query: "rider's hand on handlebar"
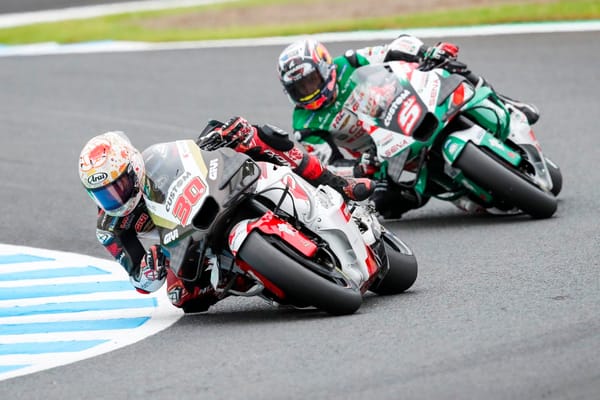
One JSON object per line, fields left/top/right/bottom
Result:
{"left": 219, "top": 116, "right": 256, "bottom": 143}
{"left": 424, "top": 42, "right": 459, "bottom": 64}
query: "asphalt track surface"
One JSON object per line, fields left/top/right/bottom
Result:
{"left": 0, "top": 0, "right": 139, "bottom": 14}
{"left": 0, "top": 32, "right": 599, "bottom": 399}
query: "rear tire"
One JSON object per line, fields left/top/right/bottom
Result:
{"left": 238, "top": 231, "right": 363, "bottom": 315}
{"left": 370, "top": 233, "right": 418, "bottom": 295}
{"left": 455, "top": 143, "right": 557, "bottom": 219}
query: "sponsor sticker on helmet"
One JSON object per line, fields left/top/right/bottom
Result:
{"left": 87, "top": 172, "right": 108, "bottom": 185}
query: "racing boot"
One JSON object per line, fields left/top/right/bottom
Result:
{"left": 312, "top": 168, "right": 374, "bottom": 201}
{"left": 463, "top": 72, "right": 540, "bottom": 125}
{"left": 165, "top": 269, "right": 217, "bottom": 313}
{"left": 371, "top": 180, "right": 429, "bottom": 219}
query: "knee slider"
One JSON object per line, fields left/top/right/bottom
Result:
{"left": 257, "top": 124, "right": 294, "bottom": 151}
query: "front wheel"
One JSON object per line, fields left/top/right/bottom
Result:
{"left": 237, "top": 231, "right": 363, "bottom": 315}
{"left": 545, "top": 156, "right": 562, "bottom": 196}
{"left": 369, "top": 233, "right": 418, "bottom": 295}
{"left": 455, "top": 142, "right": 557, "bottom": 219}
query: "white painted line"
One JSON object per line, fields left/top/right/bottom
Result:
{"left": 0, "top": 244, "right": 182, "bottom": 382}
{"left": 0, "top": 21, "right": 599, "bottom": 58}
{"left": 0, "top": 0, "right": 234, "bottom": 28}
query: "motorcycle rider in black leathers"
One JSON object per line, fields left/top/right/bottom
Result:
{"left": 78, "top": 118, "right": 374, "bottom": 313}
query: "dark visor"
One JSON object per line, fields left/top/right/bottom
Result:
{"left": 285, "top": 70, "right": 324, "bottom": 102}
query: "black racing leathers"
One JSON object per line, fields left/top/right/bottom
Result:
{"left": 95, "top": 201, "right": 154, "bottom": 277}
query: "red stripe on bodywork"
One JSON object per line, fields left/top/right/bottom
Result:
{"left": 360, "top": 246, "right": 381, "bottom": 293}
{"left": 247, "top": 211, "right": 318, "bottom": 257}
{"left": 453, "top": 83, "right": 465, "bottom": 105}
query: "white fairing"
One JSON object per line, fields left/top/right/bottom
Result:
{"left": 144, "top": 141, "right": 210, "bottom": 227}
{"left": 229, "top": 162, "right": 375, "bottom": 287}
{"left": 507, "top": 109, "right": 553, "bottom": 191}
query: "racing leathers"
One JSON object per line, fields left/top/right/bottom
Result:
{"left": 95, "top": 200, "right": 227, "bottom": 312}
{"left": 94, "top": 118, "right": 374, "bottom": 312}
{"left": 292, "top": 35, "right": 539, "bottom": 218}
{"left": 201, "top": 117, "right": 374, "bottom": 202}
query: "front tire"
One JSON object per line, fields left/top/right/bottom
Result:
{"left": 369, "top": 233, "right": 418, "bottom": 295}
{"left": 545, "top": 157, "right": 562, "bottom": 196}
{"left": 238, "top": 231, "right": 363, "bottom": 315}
{"left": 455, "top": 143, "right": 557, "bottom": 219}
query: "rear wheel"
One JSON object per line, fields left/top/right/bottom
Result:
{"left": 455, "top": 143, "right": 557, "bottom": 219}
{"left": 237, "top": 231, "right": 363, "bottom": 315}
{"left": 370, "top": 233, "right": 417, "bottom": 295}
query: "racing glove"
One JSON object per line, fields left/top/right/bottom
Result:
{"left": 218, "top": 116, "right": 257, "bottom": 148}
{"left": 423, "top": 42, "right": 469, "bottom": 73}
{"left": 131, "top": 245, "right": 168, "bottom": 294}
{"left": 424, "top": 41, "right": 459, "bottom": 62}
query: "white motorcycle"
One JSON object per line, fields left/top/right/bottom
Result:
{"left": 140, "top": 134, "right": 417, "bottom": 315}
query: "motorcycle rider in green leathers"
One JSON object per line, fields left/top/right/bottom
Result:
{"left": 277, "top": 36, "right": 540, "bottom": 218}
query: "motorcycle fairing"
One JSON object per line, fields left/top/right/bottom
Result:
{"left": 229, "top": 211, "right": 318, "bottom": 258}
{"left": 443, "top": 125, "right": 522, "bottom": 167}
{"left": 238, "top": 162, "right": 379, "bottom": 288}
{"left": 461, "top": 87, "right": 511, "bottom": 140}
{"left": 141, "top": 141, "right": 260, "bottom": 274}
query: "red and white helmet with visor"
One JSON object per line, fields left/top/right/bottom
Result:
{"left": 277, "top": 39, "right": 337, "bottom": 110}
{"left": 78, "top": 131, "right": 145, "bottom": 217}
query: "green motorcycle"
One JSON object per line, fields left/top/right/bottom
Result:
{"left": 347, "top": 60, "right": 561, "bottom": 219}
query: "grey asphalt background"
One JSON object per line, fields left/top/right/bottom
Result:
{"left": 0, "top": 0, "right": 139, "bottom": 14}
{"left": 0, "top": 31, "right": 599, "bottom": 398}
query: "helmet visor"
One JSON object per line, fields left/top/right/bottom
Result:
{"left": 285, "top": 69, "right": 324, "bottom": 103}
{"left": 88, "top": 168, "right": 136, "bottom": 212}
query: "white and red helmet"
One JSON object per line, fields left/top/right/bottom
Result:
{"left": 78, "top": 131, "right": 144, "bottom": 217}
{"left": 277, "top": 39, "right": 337, "bottom": 110}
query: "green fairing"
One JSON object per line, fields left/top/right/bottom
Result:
{"left": 442, "top": 135, "right": 468, "bottom": 164}
{"left": 462, "top": 87, "right": 511, "bottom": 139}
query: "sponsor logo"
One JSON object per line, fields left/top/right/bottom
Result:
{"left": 165, "top": 171, "right": 192, "bottom": 212}
{"left": 277, "top": 223, "right": 295, "bottom": 235}
{"left": 96, "top": 231, "right": 114, "bottom": 245}
{"left": 423, "top": 74, "right": 441, "bottom": 109}
{"left": 332, "top": 111, "right": 349, "bottom": 130}
{"left": 384, "top": 89, "right": 411, "bottom": 127}
{"left": 263, "top": 149, "right": 289, "bottom": 166}
{"left": 87, "top": 172, "right": 108, "bottom": 185}
{"left": 163, "top": 229, "right": 179, "bottom": 245}
{"left": 397, "top": 96, "right": 422, "bottom": 135}
{"left": 119, "top": 215, "right": 133, "bottom": 230}
{"left": 383, "top": 139, "right": 409, "bottom": 158}
{"left": 135, "top": 213, "right": 149, "bottom": 232}
{"left": 209, "top": 158, "right": 219, "bottom": 180}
